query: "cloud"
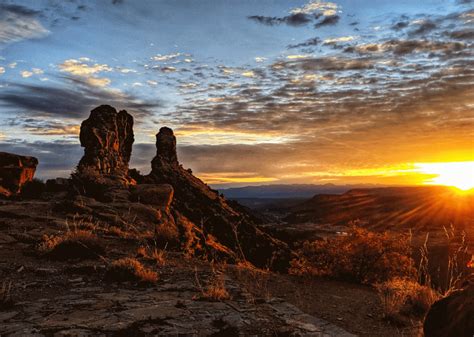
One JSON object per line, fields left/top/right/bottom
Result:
{"left": 20, "top": 68, "right": 44, "bottom": 78}
{"left": 290, "top": 1, "right": 339, "bottom": 16}
{"left": 288, "top": 37, "right": 320, "bottom": 49}
{"left": 314, "top": 15, "right": 340, "bottom": 27}
{"left": 350, "top": 40, "right": 466, "bottom": 55}
{"left": 0, "top": 75, "right": 162, "bottom": 119}
{"left": 152, "top": 53, "right": 181, "bottom": 61}
{"left": 408, "top": 20, "right": 437, "bottom": 36}
{"left": 248, "top": 1, "right": 340, "bottom": 27}
{"left": 248, "top": 13, "right": 312, "bottom": 27}
{"left": 448, "top": 29, "right": 474, "bottom": 39}
{"left": 59, "top": 58, "right": 112, "bottom": 87}
{"left": 0, "top": 4, "right": 49, "bottom": 45}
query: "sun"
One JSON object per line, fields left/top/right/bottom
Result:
{"left": 415, "top": 161, "right": 474, "bottom": 191}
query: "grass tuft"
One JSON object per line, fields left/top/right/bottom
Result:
{"left": 105, "top": 257, "right": 158, "bottom": 284}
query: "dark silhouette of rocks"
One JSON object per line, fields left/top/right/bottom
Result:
{"left": 146, "top": 127, "right": 290, "bottom": 270}
{"left": 424, "top": 278, "right": 474, "bottom": 337}
{"left": 72, "top": 105, "right": 135, "bottom": 200}
{"left": 0, "top": 152, "right": 38, "bottom": 197}
{"left": 77, "top": 105, "right": 134, "bottom": 180}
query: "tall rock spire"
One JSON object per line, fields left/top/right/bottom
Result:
{"left": 77, "top": 105, "right": 134, "bottom": 178}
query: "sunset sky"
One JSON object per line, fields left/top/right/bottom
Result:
{"left": 0, "top": 0, "right": 473, "bottom": 188}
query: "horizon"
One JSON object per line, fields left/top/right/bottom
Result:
{"left": 0, "top": 0, "right": 473, "bottom": 189}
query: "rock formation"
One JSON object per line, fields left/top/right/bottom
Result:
{"left": 72, "top": 105, "right": 135, "bottom": 200}
{"left": 424, "top": 279, "right": 474, "bottom": 337}
{"left": 77, "top": 105, "right": 134, "bottom": 180}
{"left": 146, "top": 127, "right": 291, "bottom": 270}
{"left": 0, "top": 152, "right": 38, "bottom": 197}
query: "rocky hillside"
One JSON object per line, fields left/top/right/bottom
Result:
{"left": 285, "top": 186, "right": 474, "bottom": 233}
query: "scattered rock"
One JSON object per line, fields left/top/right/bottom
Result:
{"left": 424, "top": 280, "right": 474, "bottom": 337}
{"left": 0, "top": 152, "right": 38, "bottom": 197}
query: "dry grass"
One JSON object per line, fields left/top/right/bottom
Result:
{"left": 194, "top": 264, "right": 231, "bottom": 302}
{"left": 234, "top": 261, "right": 272, "bottom": 303}
{"left": 0, "top": 280, "right": 13, "bottom": 309}
{"left": 136, "top": 245, "right": 167, "bottom": 266}
{"left": 290, "top": 226, "right": 416, "bottom": 284}
{"left": 376, "top": 277, "right": 439, "bottom": 321}
{"left": 38, "top": 229, "right": 104, "bottom": 260}
{"left": 105, "top": 257, "right": 158, "bottom": 284}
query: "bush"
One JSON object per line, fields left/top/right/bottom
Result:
{"left": 105, "top": 257, "right": 158, "bottom": 284}
{"left": 38, "top": 229, "right": 104, "bottom": 260}
{"left": 194, "top": 264, "right": 231, "bottom": 302}
{"left": 376, "top": 277, "right": 439, "bottom": 320}
{"left": 289, "top": 226, "right": 416, "bottom": 284}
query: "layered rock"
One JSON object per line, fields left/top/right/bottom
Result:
{"left": 77, "top": 105, "right": 134, "bottom": 179}
{"left": 424, "top": 279, "right": 474, "bottom": 337}
{"left": 72, "top": 105, "right": 134, "bottom": 200}
{"left": 146, "top": 127, "right": 291, "bottom": 270}
{"left": 0, "top": 152, "right": 38, "bottom": 197}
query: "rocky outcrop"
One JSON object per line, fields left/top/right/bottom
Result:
{"left": 145, "top": 127, "right": 291, "bottom": 271}
{"left": 77, "top": 105, "right": 134, "bottom": 180}
{"left": 72, "top": 105, "right": 134, "bottom": 201}
{"left": 424, "top": 279, "right": 474, "bottom": 337}
{"left": 130, "top": 184, "right": 174, "bottom": 211}
{"left": 0, "top": 152, "right": 38, "bottom": 197}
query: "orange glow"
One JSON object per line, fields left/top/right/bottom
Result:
{"left": 415, "top": 161, "right": 474, "bottom": 191}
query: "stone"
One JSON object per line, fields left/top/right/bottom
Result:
{"left": 424, "top": 280, "right": 474, "bottom": 337}
{"left": 0, "top": 152, "right": 38, "bottom": 197}
{"left": 130, "top": 184, "right": 174, "bottom": 211}
{"left": 77, "top": 105, "right": 134, "bottom": 178}
{"left": 146, "top": 127, "right": 291, "bottom": 271}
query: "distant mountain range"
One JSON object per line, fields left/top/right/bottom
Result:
{"left": 219, "top": 184, "right": 386, "bottom": 199}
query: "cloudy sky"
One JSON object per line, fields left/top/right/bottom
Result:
{"left": 0, "top": 0, "right": 473, "bottom": 187}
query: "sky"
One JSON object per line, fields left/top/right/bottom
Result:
{"left": 0, "top": 0, "right": 473, "bottom": 188}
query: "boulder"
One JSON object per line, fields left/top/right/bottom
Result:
{"left": 130, "top": 184, "right": 174, "bottom": 211}
{"left": 0, "top": 152, "right": 38, "bottom": 197}
{"left": 424, "top": 280, "right": 474, "bottom": 337}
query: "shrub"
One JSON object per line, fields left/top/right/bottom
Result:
{"left": 289, "top": 226, "right": 416, "bottom": 284}
{"left": 136, "top": 245, "right": 166, "bottom": 266}
{"left": 38, "top": 229, "right": 104, "bottom": 260}
{"left": 194, "top": 265, "right": 231, "bottom": 302}
{"left": 105, "top": 257, "right": 158, "bottom": 284}
{"left": 376, "top": 277, "right": 439, "bottom": 320}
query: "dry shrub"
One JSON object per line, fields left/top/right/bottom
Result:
{"left": 194, "top": 265, "right": 231, "bottom": 302}
{"left": 0, "top": 281, "right": 13, "bottom": 309}
{"left": 376, "top": 277, "right": 439, "bottom": 320}
{"left": 290, "top": 226, "right": 416, "bottom": 284}
{"left": 136, "top": 245, "right": 166, "bottom": 266}
{"left": 234, "top": 261, "right": 271, "bottom": 303}
{"left": 105, "top": 257, "right": 158, "bottom": 284}
{"left": 38, "top": 229, "right": 104, "bottom": 260}
{"left": 155, "top": 222, "right": 179, "bottom": 246}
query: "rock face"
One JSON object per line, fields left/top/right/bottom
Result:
{"left": 424, "top": 280, "right": 474, "bottom": 337}
{"left": 0, "top": 152, "right": 38, "bottom": 197}
{"left": 77, "top": 105, "right": 134, "bottom": 179}
{"left": 130, "top": 184, "right": 174, "bottom": 211}
{"left": 146, "top": 127, "right": 291, "bottom": 270}
{"left": 72, "top": 105, "right": 135, "bottom": 200}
